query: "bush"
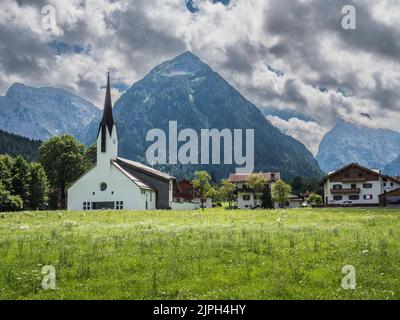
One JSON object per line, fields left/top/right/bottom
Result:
{"left": 308, "top": 193, "right": 323, "bottom": 206}
{"left": 0, "top": 183, "right": 23, "bottom": 212}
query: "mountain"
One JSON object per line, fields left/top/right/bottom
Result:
{"left": 0, "top": 83, "right": 101, "bottom": 141}
{"left": 0, "top": 129, "right": 41, "bottom": 161}
{"left": 110, "top": 52, "right": 322, "bottom": 180}
{"left": 384, "top": 156, "right": 400, "bottom": 176}
{"left": 316, "top": 121, "right": 400, "bottom": 173}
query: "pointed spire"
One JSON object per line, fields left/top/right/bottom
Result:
{"left": 99, "top": 72, "right": 114, "bottom": 135}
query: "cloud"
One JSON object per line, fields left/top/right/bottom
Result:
{"left": 267, "top": 116, "right": 328, "bottom": 156}
{"left": 0, "top": 0, "right": 400, "bottom": 153}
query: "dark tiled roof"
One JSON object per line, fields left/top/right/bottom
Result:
{"left": 323, "top": 162, "right": 400, "bottom": 183}
{"left": 116, "top": 157, "right": 175, "bottom": 181}
{"left": 112, "top": 160, "right": 154, "bottom": 190}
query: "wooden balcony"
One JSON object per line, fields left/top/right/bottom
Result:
{"left": 331, "top": 188, "right": 361, "bottom": 194}
{"left": 341, "top": 177, "right": 367, "bottom": 182}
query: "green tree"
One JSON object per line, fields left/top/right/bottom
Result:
{"left": 0, "top": 155, "right": 13, "bottom": 191}
{"left": 272, "top": 180, "right": 292, "bottom": 208}
{"left": 11, "top": 156, "right": 31, "bottom": 209}
{"left": 308, "top": 193, "right": 323, "bottom": 206}
{"left": 246, "top": 173, "right": 265, "bottom": 207}
{"left": 192, "top": 171, "right": 212, "bottom": 210}
{"left": 219, "top": 179, "right": 236, "bottom": 209}
{"left": 39, "top": 135, "right": 91, "bottom": 209}
{"left": 0, "top": 181, "right": 23, "bottom": 212}
{"left": 86, "top": 143, "right": 97, "bottom": 166}
{"left": 28, "top": 162, "right": 49, "bottom": 210}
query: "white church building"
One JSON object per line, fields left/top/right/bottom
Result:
{"left": 67, "top": 74, "right": 177, "bottom": 211}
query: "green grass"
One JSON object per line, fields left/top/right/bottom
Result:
{"left": 0, "top": 208, "right": 400, "bottom": 300}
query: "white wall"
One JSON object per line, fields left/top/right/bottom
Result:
{"left": 324, "top": 179, "right": 381, "bottom": 205}
{"left": 237, "top": 193, "right": 256, "bottom": 209}
{"left": 67, "top": 163, "right": 154, "bottom": 211}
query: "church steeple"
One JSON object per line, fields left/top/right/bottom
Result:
{"left": 97, "top": 73, "right": 117, "bottom": 157}
{"left": 99, "top": 72, "right": 114, "bottom": 135}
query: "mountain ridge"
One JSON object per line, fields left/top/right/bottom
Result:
{"left": 112, "top": 51, "right": 322, "bottom": 180}
{"left": 316, "top": 121, "right": 400, "bottom": 173}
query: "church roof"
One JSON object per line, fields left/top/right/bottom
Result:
{"left": 112, "top": 160, "right": 154, "bottom": 190}
{"left": 116, "top": 157, "right": 175, "bottom": 181}
{"left": 99, "top": 72, "right": 114, "bottom": 135}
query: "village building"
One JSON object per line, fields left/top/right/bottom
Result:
{"left": 283, "top": 194, "right": 304, "bottom": 209}
{"left": 173, "top": 179, "right": 213, "bottom": 208}
{"left": 67, "top": 74, "right": 177, "bottom": 211}
{"left": 229, "top": 172, "right": 280, "bottom": 209}
{"left": 322, "top": 163, "right": 400, "bottom": 207}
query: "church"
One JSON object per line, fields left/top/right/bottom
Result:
{"left": 67, "top": 74, "right": 177, "bottom": 211}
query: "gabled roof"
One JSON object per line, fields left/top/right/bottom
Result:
{"left": 229, "top": 172, "right": 280, "bottom": 183}
{"left": 98, "top": 72, "right": 114, "bottom": 135}
{"left": 323, "top": 162, "right": 400, "bottom": 183}
{"left": 112, "top": 160, "right": 154, "bottom": 190}
{"left": 378, "top": 187, "right": 400, "bottom": 198}
{"left": 116, "top": 157, "right": 175, "bottom": 181}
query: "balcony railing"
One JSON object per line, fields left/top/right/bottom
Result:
{"left": 341, "top": 177, "right": 367, "bottom": 182}
{"left": 330, "top": 188, "right": 361, "bottom": 194}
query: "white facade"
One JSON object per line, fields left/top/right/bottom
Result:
{"left": 323, "top": 164, "right": 400, "bottom": 206}
{"left": 67, "top": 75, "right": 171, "bottom": 211}
{"left": 67, "top": 122, "right": 157, "bottom": 211}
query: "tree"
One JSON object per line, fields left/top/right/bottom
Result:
{"left": 308, "top": 193, "right": 323, "bottom": 206}
{"left": 219, "top": 179, "right": 236, "bottom": 209}
{"left": 272, "top": 180, "right": 292, "bottom": 208}
{"left": 192, "top": 171, "right": 212, "bottom": 210}
{"left": 246, "top": 173, "right": 265, "bottom": 208}
{"left": 292, "top": 176, "right": 303, "bottom": 194}
{"left": 39, "top": 135, "right": 91, "bottom": 209}
{"left": 86, "top": 143, "right": 97, "bottom": 166}
{"left": 28, "top": 162, "right": 49, "bottom": 210}
{"left": 0, "top": 155, "right": 13, "bottom": 191}
{"left": 261, "top": 186, "right": 273, "bottom": 209}
{"left": 0, "top": 182, "right": 23, "bottom": 212}
{"left": 11, "top": 155, "right": 31, "bottom": 209}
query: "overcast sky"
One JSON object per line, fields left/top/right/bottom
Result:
{"left": 1, "top": 0, "right": 399, "bottom": 154}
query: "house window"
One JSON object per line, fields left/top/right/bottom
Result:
{"left": 363, "top": 183, "right": 372, "bottom": 189}
{"left": 243, "top": 195, "right": 251, "bottom": 201}
{"left": 349, "top": 195, "right": 360, "bottom": 200}
{"left": 116, "top": 201, "right": 124, "bottom": 210}
{"left": 383, "top": 183, "right": 387, "bottom": 187}
{"left": 364, "top": 195, "right": 373, "bottom": 200}
{"left": 351, "top": 184, "right": 357, "bottom": 189}
{"left": 333, "top": 184, "right": 342, "bottom": 190}
{"left": 150, "top": 192, "right": 152, "bottom": 202}
{"left": 141, "top": 190, "right": 145, "bottom": 195}
{"left": 83, "top": 202, "right": 90, "bottom": 210}
{"left": 333, "top": 196, "right": 342, "bottom": 201}
{"left": 391, "top": 183, "right": 394, "bottom": 187}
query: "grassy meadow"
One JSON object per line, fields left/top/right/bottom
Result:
{"left": 0, "top": 208, "right": 400, "bottom": 300}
